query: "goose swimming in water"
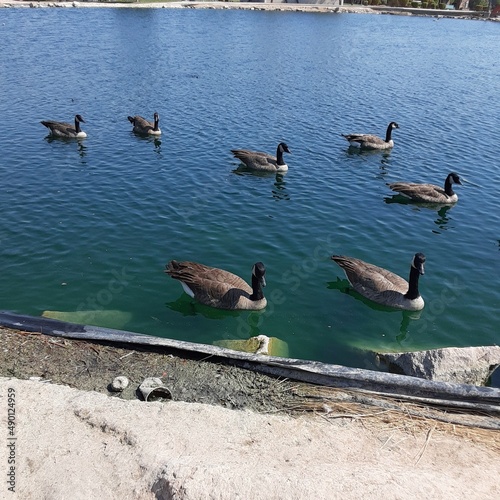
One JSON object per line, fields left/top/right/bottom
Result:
{"left": 165, "top": 260, "right": 267, "bottom": 310}
{"left": 331, "top": 253, "right": 426, "bottom": 311}
{"left": 387, "top": 172, "right": 462, "bottom": 204}
{"left": 41, "top": 114, "right": 87, "bottom": 139}
{"left": 231, "top": 142, "right": 291, "bottom": 172}
{"left": 342, "top": 122, "right": 399, "bottom": 150}
{"left": 127, "top": 112, "right": 161, "bottom": 136}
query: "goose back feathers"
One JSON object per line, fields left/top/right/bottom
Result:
{"left": 41, "top": 114, "right": 87, "bottom": 138}
{"left": 231, "top": 142, "right": 291, "bottom": 172}
{"left": 388, "top": 172, "right": 462, "bottom": 204}
{"left": 128, "top": 112, "right": 161, "bottom": 136}
{"left": 331, "top": 253, "right": 425, "bottom": 311}
{"left": 342, "top": 122, "right": 399, "bottom": 150}
{"left": 165, "top": 260, "right": 267, "bottom": 310}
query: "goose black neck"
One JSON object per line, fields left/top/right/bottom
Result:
{"left": 444, "top": 176, "right": 455, "bottom": 196}
{"left": 249, "top": 273, "right": 264, "bottom": 301}
{"left": 385, "top": 125, "right": 393, "bottom": 143}
{"left": 75, "top": 118, "right": 81, "bottom": 133}
{"left": 153, "top": 117, "right": 159, "bottom": 131}
{"left": 276, "top": 146, "right": 285, "bottom": 166}
{"left": 404, "top": 265, "right": 421, "bottom": 300}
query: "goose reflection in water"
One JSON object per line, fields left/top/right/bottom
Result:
{"left": 45, "top": 135, "right": 88, "bottom": 160}
{"left": 327, "top": 278, "right": 423, "bottom": 346}
{"left": 272, "top": 173, "right": 290, "bottom": 202}
{"left": 232, "top": 167, "right": 290, "bottom": 202}
{"left": 131, "top": 132, "right": 162, "bottom": 155}
{"left": 77, "top": 140, "right": 87, "bottom": 160}
{"left": 345, "top": 146, "right": 392, "bottom": 159}
{"left": 431, "top": 205, "right": 454, "bottom": 234}
{"left": 395, "top": 310, "right": 423, "bottom": 346}
{"left": 344, "top": 146, "right": 393, "bottom": 178}
{"left": 384, "top": 196, "right": 455, "bottom": 234}
{"left": 165, "top": 294, "right": 241, "bottom": 320}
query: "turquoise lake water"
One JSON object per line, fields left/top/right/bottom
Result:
{"left": 0, "top": 8, "right": 499, "bottom": 381}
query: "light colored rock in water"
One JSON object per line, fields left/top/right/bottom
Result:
{"left": 42, "top": 309, "right": 132, "bottom": 329}
{"left": 214, "top": 335, "right": 289, "bottom": 357}
{"left": 378, "top": 346, "right": 500, "bottom": 386}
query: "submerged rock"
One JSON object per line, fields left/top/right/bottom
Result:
{"left": 42, "top": 309, "right": 132, "bottom": 329}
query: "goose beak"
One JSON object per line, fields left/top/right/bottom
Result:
{"left": 418, "top": 263, "right": 425, "bottom": 276}
{"left": 260, "top": 276, "right": 267, "bottom": 288}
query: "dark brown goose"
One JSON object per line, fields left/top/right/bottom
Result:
{"left": 331, "top": 253, "right": 425, "bottom": 311}
{"left": 231, "top": 142, "right": 291, "bottom": 172}
{"left": 127, "top": 112, "right": 161, "bottom": 136}
{"left": 342, "top": 122, "right": 399, "bottom": 150}
{"left": 165, "top": 260, "right": 267, "bottom": 310}
{"left": 41, "top": 114, "right": 87, "bottom": 138}
{"left": 387, "top": 172, "right": 462, "bottom": 204}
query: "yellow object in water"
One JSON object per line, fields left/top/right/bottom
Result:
{"left": 214, "top": 335, "right": 289, "bottom": 358}
{"left": 42, "top": 310, "right": 132, "bottom": 330}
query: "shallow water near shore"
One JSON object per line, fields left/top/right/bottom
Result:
{"left": 0, "top": 8, "right": 499, "bottom": 379}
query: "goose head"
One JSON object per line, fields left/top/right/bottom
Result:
{"left": 412, "top": 253, "right": 426, "bottom": 275}
{"left": 252, "top": 262, "right": 267, "bottom": 288}
{"left": 448, "top": 172, "right": 462, "bottom": 185}
{"left": 75, "top": 114, "right": 86, "bottom": 124}
{"left": 278, "top": 142, "right": 291, "bottom": 155}
{"left": 384, "top": 122, "right": 399, "bottom": 143}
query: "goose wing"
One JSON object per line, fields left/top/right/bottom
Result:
{"left": 129, "top": 115, "right": 154, "bottom": 133}
{"left": 41, "top": 120, "right": 76, "bottom": 135}
{"left": 342, "top": 133, "right": 385, "bottom": 146}
{"left": 332, "top": 256, "right": 408, "bottom": 296}
{"left": 166, "top": 261, "right": 252, "bottom": 307}
{"left": 388, "top": 182, "right": 447, "bottom": 202}
{"left": 231, "top": 149, "right": 278, "bottom": 168}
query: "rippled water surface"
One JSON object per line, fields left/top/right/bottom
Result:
{"left": 1, "top": 9, "right": 499, "bottom": 379}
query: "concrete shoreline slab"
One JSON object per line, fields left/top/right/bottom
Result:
{"left": 1, "top": 310, "right": 499, "bottom": 410}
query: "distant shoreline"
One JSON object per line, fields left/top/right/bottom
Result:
{"left": 0, "top": 0, "right": 497, "bottom": 22}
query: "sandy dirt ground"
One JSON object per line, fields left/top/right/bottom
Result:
{"left": 2, "top": 376, "right": 499, "bottom": 499}
{"left": 0, "top": 328, "right": 499, "bottom": 499}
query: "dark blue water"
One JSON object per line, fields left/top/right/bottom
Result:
{"left": 0, "top": 8, "right": 499, "bottom": 377}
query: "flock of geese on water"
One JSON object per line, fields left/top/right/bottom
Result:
{"left": 41, "top": 113, "right": 464, "bottom": 313}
